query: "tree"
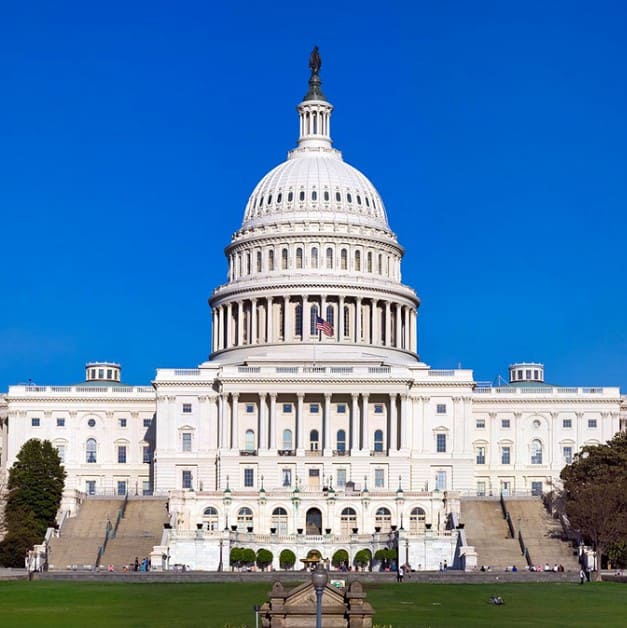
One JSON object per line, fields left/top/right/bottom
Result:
{"left": 279, "top": 548, "right": 296, "bottom": 570}
{"left": 353, "top": 548, "right": 371, "bottom": 570}
{"left": 332, "top": 549, "right": 348, "bottom": 568}
{"left": 229, "top": 547, "right": 243, "bottom": 569}
{"left": 0, "top": 439, "right": 65, "bottom": 567}
{"left": 560, "top": 431, "right": 627, "bottom": 581}
{"left": 256, "top": 548, "right": 273, "bottom": 571}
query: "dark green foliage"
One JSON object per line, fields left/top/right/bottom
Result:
{"left": 332, "top": 548, "right": 349, "bottom": 567}
{"left": 229, "top": 547, "right": 243, "bottom": 567}
{"left": 353, "top": 548, "right": 371, "bottom": 567}
{"left": 241, "top": 548, "right": 256, "bottom": 566}
{"left": 560, "top": 431, "right": 627, "bottom": 580}
{"left": 255, "top": 548, "right": 273, "bottom": 570}
{"left": 0, "top": 439, "right": 65, "bottom": 567}
{"left": 279, "top": 548, "right": 296, "bottom": 569}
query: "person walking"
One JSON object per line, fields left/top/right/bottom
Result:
{"left": 397, "top": 565, "right": 404, "bottom": 583}
{"left": 579, "top": 568, "right": 585, "bottom": 584}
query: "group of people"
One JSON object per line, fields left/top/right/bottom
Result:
{"left": 528, "top": 563, "right": 565, "bottom": 572}
{"left": 133, "top": 556, "right": 151, "bottom": 572}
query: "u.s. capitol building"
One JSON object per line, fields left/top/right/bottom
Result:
{"left": 2, "top": 51, "right": 624, "bottom": 571}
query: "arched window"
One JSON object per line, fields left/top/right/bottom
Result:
{"left": 245, "top": 429, "right": 256, "bottom": 452}
{"left": 295, "top": 303, "right": 303, "bottom": 337}
{"left": 326, "top": 247, "right": 333, "bottom": 269}
{"left": 367, "top": 252, "right": 373, "bottom": 273}
{"left": 375, "top": 507, "right": 392, "bottom": 531}
{"left": 310, "top": 305, "right": 319, "bottom": 335}
{"left": 296, "top": 247, "right": 303, "bottom": 269}
{"left": 281, "top": 248, "right": 288, "bottom": 270}
{"left": 288, "top": 191, "right": 293, "bottom": 202}
{"left": 256, "top": 251, "right": 262, "bottom": 273}
{"left": 409, "top": 507, "right": 426, "bottom": 533}
{"left": 86, "top": 438, "right": 97, "bottom": 463}
{"left": 531, "top": 439, "right": 543, "bottom": 464}
{"left": 237, "top": 507, "right": 253, "bottom": 530}
{"left": 268, "top": 250, "right": 275, "bottom": 271}
{"left": 355, "top": 250, "right": 361, "bottom": 271}
{"left": 309, "top": 429, "right": 319, "bottom": 451}
{"left": 343, "top": 306, "right": 350, "bottom": 337}
{"left": 378, "top": 254, "right": 382, "bottom": 274}
{"left": 311, "top": 247, "right": 318, "bottom": 268}
{"left": 373, "top": 429, "right": 384, "bottom": 452}
{"left": 246, "top": 252, "right": 251, "bottom": 275}
{"left": 282, "top": 429, "right": 293, "bottom": 451}
{"left": 203, "top": 506, "right": 219, "bottom": 531}
{"left": 336, "top": 429, "right": 346, "bottom": 453}
{"left": 272, "top": 507, "right": 288, "bottom": 535}
{"left": 326, "top": 305, "right": 334, "bottom": 332}
{"left": 341, "top": 249, "right": 348, "bottom": 270}
{"left": 341, "top": 507, "right": 357, "bottom": 533}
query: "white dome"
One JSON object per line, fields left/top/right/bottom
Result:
{"left": 241, "top": 148, "right": 390, "bottom": 232}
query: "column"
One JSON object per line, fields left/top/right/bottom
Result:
{"left": 219, "top": 394, "right": 228, "bottom": 449}
{"left": 350, "top": 393, "right": 360, "bottom": 454}
{"left": 267, "top": 297, "right": 274, "bottom": 343}
{"left": 296, "top": 393, "right": 305, "bottom": 451}
{"left": 395, "top": 303, "right": 402, "bottom": 348}
{"left": 218, "top": 306, "right": 225, "bottom": 350}
{"left": 355, "top": 298, "right": 362, "bottom": 343}
{"left": 283, "top": 296, "right": 291, "bottom": 341}
{"left": 250, "top": 298, "right": 257, "bottom": 345}
{"left": 337, "top": 296, "right": 344, "bottom": 341}
{"left": 258, "top": 392, "right": 267, "bottom": 450}
{"left": 226, "top": 303, "right": 233, "bottom": 349}
{"left": 389, "top": 393, "right": 397, "bottom": 452}
{"left": 268, "top": 393, "right": 277, "bottom": 450}
{"left": 211, "top": 309, "right": 217, "bottom": 352}
{"left": 399, "top": 394, "right": 409, "bottom": 452}
{"left": 385, "top": 301, "right": 391, "bottom": 346}
{"left": 361, "top": 394, "right": 370, "bottom": 451}
{"left": 231, "top": 393, "right": 239, "bottom": 450}
{"left": 237, "top": 301, "right": 244, "bottom": 346}
{"left": 323, "top": 392, "right": 332, "bottom": 454}
{"left": 371, "top": 300, "right": 379, "bottom": 345}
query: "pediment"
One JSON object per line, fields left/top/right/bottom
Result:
{"left": 281, "top": 583, "right": 345, "bottom": 610}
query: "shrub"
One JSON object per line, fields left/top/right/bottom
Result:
{"left": 241, "top": 548, "right": 256, "bottom": 566}
{"left": 354, "top": 549, "right": 372, "bottom": 568}
{"left": 229, "top": 547, "right": 243, "bottom": 568}
{"left": 332, "top": 549, "right": 349, "bottom": 567}
{"left": 279, "top": 549, "right": 296, "bottom": 569}
{"left": 256, "top": 548, "right": 273, "bottom": 571}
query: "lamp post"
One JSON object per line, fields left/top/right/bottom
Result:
{"left": 218, "top": 538, "right": 223, "bottom": 572}
{"left": 311, "top": 561, "right": 328, "bottom": 628}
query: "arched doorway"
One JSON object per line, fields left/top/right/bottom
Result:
{"left": 306, "top": 507, "right": 322, "bottom": 535}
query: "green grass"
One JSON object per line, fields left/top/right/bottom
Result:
{"left": 0, "top": 581, "right": 625, "bottom": 627}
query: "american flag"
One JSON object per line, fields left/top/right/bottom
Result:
{"left": 316, "top": 316, "right": 334, "bottom": 337}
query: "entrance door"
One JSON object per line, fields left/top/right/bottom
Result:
{"left": 308, "top": 468, "right": 320, "bottom": 490}
{"left": 306, "top": 507, "right": 322, "bottom": 535}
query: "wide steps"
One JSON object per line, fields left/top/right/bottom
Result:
{"left": 100, "top": 499, "right": 169, "bottom": 569}
{"left": 461, "top": 499, "right": 524, "bottom": 569}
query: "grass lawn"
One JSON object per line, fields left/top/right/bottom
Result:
{"left": 0, "top": 581, "right": 625, "bottom": 627}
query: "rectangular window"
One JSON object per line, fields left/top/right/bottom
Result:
{"left": 86, "top": 480, "right": 96, "bottom": 495}
{"left": 526, "top": 369, "right": 531, "bottom": 379}
{"left": 31, "top": 417, "right": 40, "bottom": 427}
{"left": 117, "top": 481, "right": 127, "bottom": 496}
{"left": 436, "top": 433, "right": 447, "bottom": 453}
{"left": 244, "top": 468, "right": 254, "bottom": 487}
{"left": 142, "top": 480, "right": 151, "bottom": 496}
{"left": 337, "top": 404, "right": 346, "bottom": 414}
{"left": 563, "top": 446, "right": 573, "bottom": 464}
{"left": 476, "top": 419, "right": 485, "bottom": 429}
{"left": 562, "top": 418, "right": 572, "bottom": 428}
{"left": 182, "top": 432, "right": 192, "bottom": 452}
{"left": 310, "top": 403, "right": 319, "bottom": 413}
{"left": 501, "top": 446, "right": 511, "bottom": 465}
{"left": 476, "top": 447, "right": 486, "bottom": 464}
{"left": 57, "top": 417, "right": 65, "bottom": 427}
{"left": 436, "top": 404, "right": 447, "bottom": 414}
{"left": 282, "top": 403, "right": 292, "bottom": 413}
{"left": 435, "top": 470, "right": 446, "bottom": 491}
{"left": 143, "top": 418, "right": 152, "bottom": 427}
{"left": 245, "top": 404, "right": 255, "bottom": 413}
{"left": 143, "top": 446, "right": 152, "bottom": 464}
{"left": 119, "top": 418, "right": 127, "bottom": 428}
{"left": 588, "top": 419, "right": 597, "bottom": 428}
{"left": 477, "top": 481, "right": 486, "bottom": 496}
{"left": 374, "top": 404, "right": 384, "bottom": 414}
{"left": 182, "top": 470, "right": 192, "bottom": 489}
{"left": 501, "top": 419, "right": 511, "bottom": 428}
{"left": 337, "top": 468, "right": 347, "bottom": 488}
{"left": 531, "top": 481, "right": 543, "bottom": 496}
{"left": 182, "top": 403, "right": 192, "bottom": 413}
{"left": 374, "top": 468, "right": 385, "bottom": 488}
{"left": 282, "top": 468, "right": 292, "bottom": 487}
{"left": 117, "top": 445, "right": 127, "bottom": 464}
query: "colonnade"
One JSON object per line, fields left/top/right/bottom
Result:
{"left": 217, "top": 391, "right": 409, "bottom": 454}
{"left": 211, "top": 295, "right": 417, "bottom": 353}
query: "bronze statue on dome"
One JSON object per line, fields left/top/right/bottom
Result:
{"left": 309, "top": 46, "right": 321, "bottom": 76}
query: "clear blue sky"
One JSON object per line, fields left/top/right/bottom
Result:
{"left": 1, "top": 1, "right": 626, "bottom": 391}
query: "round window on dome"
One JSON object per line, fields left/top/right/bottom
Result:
{"left": 365, "top": 196, "right": 370, "bottom": 207}
{"left": 88, "top": 418, "right": 96, "bottom": 428}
